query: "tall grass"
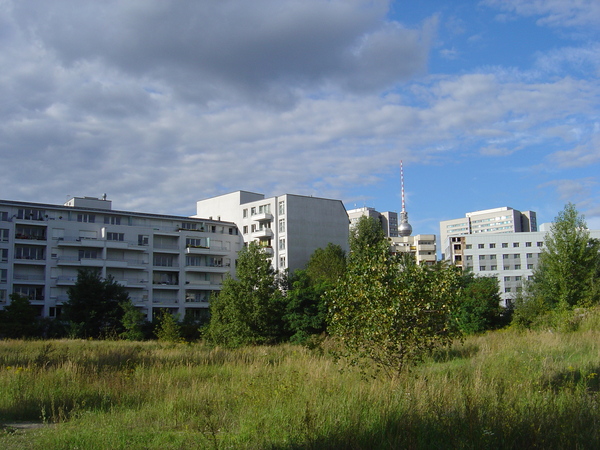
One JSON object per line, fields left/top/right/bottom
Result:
{"left": 1, "top": 327, "right": 600, "bottom": 449}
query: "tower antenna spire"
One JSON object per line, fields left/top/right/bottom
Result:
{"left": 398, "top": 160, "right": 412, "bottom": 237}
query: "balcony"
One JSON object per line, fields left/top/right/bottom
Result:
{"left": 251, "top": 228, "right": 273, "bottom": 239}
{"left": 55, "top": 276, "right": 78, "bottom": 285}
{"left": 184, "top": 264, "right": 230, "bottom": 273}
{"left": 14, "top": 274, "right": 46, "bottom": 283}
{"left": 253, "top": 212, "right": 273, "bottom": 222}
{"left": 186, "top": 246, "right": 230, "bottom": 256}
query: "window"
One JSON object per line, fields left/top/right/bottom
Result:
{"left": 465, "top": 255, "right": 473, "bottom": 260}
{"left": 154, "top": 254, "right": 175, "bottom": 267}
{"left": 490, "top": 254, "right": 496, "bottom": 260}
{"left": 180, "top": 222, "right": 199, "bottom": 230}
{"left": 186, "top": 255, "right": 203, "bottom": 266}
{"left": 504, "top": 276, "right": 510, "bottom": 282}
{"left": 525, "top": 242, "right": 532, "bottom": 247}
{"left": 15, "top": 246, "right": 45, "bottom": 260}
{"left": 259, "top": 204, "right": 270, "bottom": 214}
{"left": 479, "top": 266, "right": 486, "bottom": 271}
{"left": 251, "top": 207, "right": 257, "bottom": 216}
{"left": 505, "top": 287, "right": 512, "bottom": 293}
{"left": 279, "top": 201, "right": 285, "bottom": 215}
{"left": 278, "top": 219, "right": 285, "bottom": 233}
{"left": 466, "top": 244, "right": 472, "bottom": 249}
{"left": 0, "top": 229, "right": 8, "bottom": 242}
{"left": 515, "top": 276, "right": 522, "bottom": 281}
{"left": 279, "top": 238, "right": 286, "bottom": 250}
{"left": 0, "top": 248, "right": 7, "bottom": 262}
{"left": 77, "top": 213, "right": 95, "bottom": 223}
{"left": 514, "top": 264, "right": 521, "bottom": 270}
{"left": 138, "top": 235, "right": 149, "bottom": 246}
{"left": 0, "top": 269, "right": 6, "bottom": 283}
{"left": 502, "top": 243, "right": 508, "bottom": 248}
{"left": 503, "top": 254, "right": 509, "bottom": 259}
{"left": 478, "top": 244, "right": 484, "bottom": 249}
{"left": 526, "top": 253, "right": 533, "bottom": 259}
{"left": 490, "top": 265, "right": 497, "bottom": 270}
{"left": 479, "top": 255, "right": 486, "bottom": 260}
{"left": 79, "top": 249, "right": 98, "bottom": 260}
{"left": 537, "top": 242, "right": 543, "bottom": 247}
{"left": 527, "top": 264, "right": 534, "bottom": 269}
{"left": 104, "top": 216, "right": 121, "bottom": 225}
{"left": 229, "top": 227, "right": 234, "bottom": 235}
{"left": 14, "top": 286, "right": 43, "bottom": 300}
{"left": 279, "top": 256, "right": 286, "bottom": 267}
{"left": 0, "top": 289, "right": 6, "bottom": 302}
{"left": 107, "top": 232, "right": 124, "bottom": 241}
{"left": 528, "top": 275, "right": 534, "bottom": 281}
{"left": 0, "top": 211, "right": 7, "bottom": 221}
{"left": 17, "top": 208, "right": 45, "bottom": 221}
{"left": 243, "top": 209, "right": 248, "bottom": 218}
{"left": 503, "top": 265, "right": 509, "bottom": 270}
{"left": 186, "top": 237, "right": 208, "bottom": 248}
{"left": 513, "top": 242, "right": 519, "bottom": 247}
{"left": 489, "top": 243, "right": 496, "bottom": 248}
{"left": 514, "top": 254, "right": 520, "bottom": 259}
{"left": 243, "top": 226, "right": 248, "bottom": 234}
{"left": 49, "top": 306, "right": 62, "bottom": 318}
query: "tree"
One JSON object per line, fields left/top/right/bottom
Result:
{"left": 526, "top": 203, "right": 600, "bottom": 312}
{"left": 284, "top": 244, "right": 347, "bottom": 343}
{"left": 327, "top": 238, "right": 463, "bottom": 378}
{"left": 204, "top": 242, "right": 285, "bottom": 347}
{"left": 453, "top": 274, "right": 503, "bottom": 334}
{"left": 120, "top": 300, "right": 147, "bottom": 341}
{"left": 349, "top": 215, "right": 385, "bottom": 256}
{"left": 155, "top": 310, "right": 182, "bottom": 343}
{"left": 62, "top": 269, "right": 132, "bottom": 338}
{"left": 0, "top": 293, "right": 39, "bottom": 338}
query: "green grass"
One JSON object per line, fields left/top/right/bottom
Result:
{"left": 1, "top": 327, "right": 600, "bottom": 449}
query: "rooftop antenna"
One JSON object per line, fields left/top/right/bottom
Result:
{"left": 398, "top": 160, "right": 412, "bottom": 237}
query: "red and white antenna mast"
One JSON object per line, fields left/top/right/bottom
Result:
{"left": 401, "top": 160, "right": 406, "bottom": 213}
{"left": 398, "top": 160, "right": 412, "bottom": 237}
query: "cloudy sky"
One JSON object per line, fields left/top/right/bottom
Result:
{"left": 1, "top": 0, "right": 599, "bottom": 235}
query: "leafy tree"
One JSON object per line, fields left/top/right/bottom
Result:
{"left": 284, "top": 244, "right": 346, "bottom": 343}
{"left": 349, "top": 215, "right": 385, "bottom": 256}
{"left": 0, "top": 293, "right": 39, "bottom": 338}
{"left": 120, "top": 301, "right": 147, "bottom": 341}
{"left": 155, "top": 310, "right": 182, "bottom": 343}
{"left": 453, "top": 274, "right": 503, "bottom": 334}
{"left": 204, "top": 242, "right": 285, "bottom": 347}
{"left": 529, "top": 203, "right": 600, "bottom": 310}
{"left": 327, "top": 238, "right": 463, "bottom": 378}
{"left": 62, "top": 269, "right": 132, "bottom": 338}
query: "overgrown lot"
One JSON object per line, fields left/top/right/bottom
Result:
{"left": 1, "top": 327, "right": 600, "bottom": 449}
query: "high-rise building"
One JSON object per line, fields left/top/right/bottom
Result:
{"left": 440, "top": 207, "right": 537, "bottom": 259}
{"left": 0, "top": 196, "right": 242, "bottom": 320}
{"left": 194, "top": 191, "right": 349, "bottom": 273}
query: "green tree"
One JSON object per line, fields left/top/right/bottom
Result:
{"left": 327, "top": 239, "right": 463, "bottom": 378}
{"left": 453, "top": 274, "right": 503, "bottom": 335}
{"left": 155, "top": 310, "right": 182, "bottom": 343}
{"left": 284, "top": 244, "right": 346, "bottom": 343}
{"left": 204, "top": 242, "right": 285, "bottom": 347}
{"left": 62, "top": 269, "right": 132, "bottom": 338}
{"left": 0, "top": 294, "right": 39, "bottom": 338}
{"left": 531, "top": 203, "right": 600, "bottom": 310}
{"left": 349, "top": 215, "right": 385, "bottom": 256}
{"left": 120, "top": 301, "right": 147, "bottom": 341}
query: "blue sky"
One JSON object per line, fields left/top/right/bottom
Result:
{"left": 1, "top": 0, "right": 599, "bottom": 237}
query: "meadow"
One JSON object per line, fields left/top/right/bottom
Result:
{"left": 1, "top": 326, "right": 600, "bottom": 449}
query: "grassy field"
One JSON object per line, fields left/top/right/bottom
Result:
{"left": 1, "top": 327, "right": 600, "bottom": 449}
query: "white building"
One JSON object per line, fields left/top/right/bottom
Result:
{"left": 347, "top": 207, "right": 399, "bottom": 237}
{"left": 390, "top": 234, "right": 437, "bottom": 266}
{"left": 444, "top": 226, "right": 600, "bottom": 307}
{"left": 440, "top": 207, "right": 537, "bottom": 259}
{"left": 0, "top": 196, "right": 242, "bottom": 320}
{"left": 195, "top": 191, "right": 349, "bottom": 273}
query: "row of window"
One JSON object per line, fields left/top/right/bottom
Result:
{"left": 242, "top": 201, "right": 286, "bottom": 219}
{"left": 473, "top": 253, "right": 537, "bottom": 260}
{"left": 476, "top": 264, "right": 534, "bottom": 271}
{"left": 468, "top": 241, "right": 543, "bottom": 249}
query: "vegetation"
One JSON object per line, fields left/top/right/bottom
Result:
{"left": 453, "top": 273, "right": 505, "bottom": 335}
{"left": 513, "top": 203, "right": 600, "bottom": 329}
{"left": 0, "top": 294, "right": 39, "bottom": 339}
{"left": 2, "top": 322, "right": 600, "bottom": 448}
{"left": 203, "top": 242, "right": 286, "bottom": 347}
{"left": 62, "top": 269, "right": 134, "bottom": 339}
{"left": 328, "top": 237, "right": 463, "bottom": 377}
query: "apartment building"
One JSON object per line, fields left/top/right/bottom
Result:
{"left": 0, "top": 196, "right": 242, "bottom": 320}
{"left": 444, "top": 227, "right": 600, "bottom": 307}
{"left": 440, "top": 207, "right": 537, "bottom": 259}
{"left": 195, "top": 191, "right": 349, "bottom": 273}
{"left": 389, "top": 234, "right": 437, "bottom": 265}
{"left": 347, "top": 207, "right": 399, "bottom": 238}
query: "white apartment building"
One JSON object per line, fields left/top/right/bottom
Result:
{"left": 195, "top": 191, "right": 349, "bottom": 273}
{"left": 347, "top": 207, "right": 399, "bottom": 237}
{"left": 444, "top": 227, "right": 600, "bottom": 307}
{"left": 440, "top": 207, "right": 537, "bottom": 259}
{"left": 0, "top": 196, "right": 242, "bottom": 320}
{"left": 390, "top": 234, "right": 437, "bottom": 266}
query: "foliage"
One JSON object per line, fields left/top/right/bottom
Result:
{"left": 154, "top": 311, "right": 182, "bottom": 343}
{"left": 453, "top": 274, "right": 504, "bottom": 334}
{"left": 513, "top": 203, "right": 600, "bottom": 329}
{"left": 0, "top": 294, "right": 39, "bottom": 338}
{"left": 284, "top": 244, "right": 346, "bottom": 343}
{"left": 62, "top": 269, "right": 132, "bottom": 339}
{"left": 327, "top": 238, "right": 463, "bottom": 377}
{"left": 348, "top": 215, "right": 385, "bottom": 256}
{"left": 120, "top": 301, "right": 147, "bottom": 341}
{"left": 204, "top": 242, "right": 285, "bottom": 347}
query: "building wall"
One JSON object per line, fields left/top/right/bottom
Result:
{"left": 196, "top": 191, "right": 349, "bottom": 273}
{"left": 0, "top": 197, "right": 242, "bottom": 320}
{"left": 390, "top": 234, "right": 437, "bottom": 265}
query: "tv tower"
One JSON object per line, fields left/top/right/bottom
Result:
{"left": 398, "top": 160, "right": 413, "bottom": 237}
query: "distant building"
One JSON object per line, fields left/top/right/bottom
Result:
{"left": 390, "top": 234, "right": 437, "bottom": 266}
{"left": 0, "top": 196, "right": 243, "bottom": 320}
{"left": 440, "top": 207, "right": 537, "bottom": 260}
{"left": 347, "top": 207, "right": 399, "bottom": 237}
{"left": 195, "top": 191, "right": 349, "bottom": 273}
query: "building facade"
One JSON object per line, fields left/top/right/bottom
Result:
{"left": 440, "top": 207, "right": 537, "bottom": 259}
{"left": 0, "top": 196, "right": 242, "bottom": 319}
{"left": 195, "top": 191, "right": 349, "bottom": 273}
{"left": 347, "top": 207, "right": 399, "bottom": 238}
{"left": 444, "top": 227, "right": 600, "bottom": 307}
{"left": 389, "top": 234, "right": 437, "bottom": 265}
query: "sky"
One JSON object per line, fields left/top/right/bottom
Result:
{"left": 1, "top": 0, "right": 599, "bottom": 236}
